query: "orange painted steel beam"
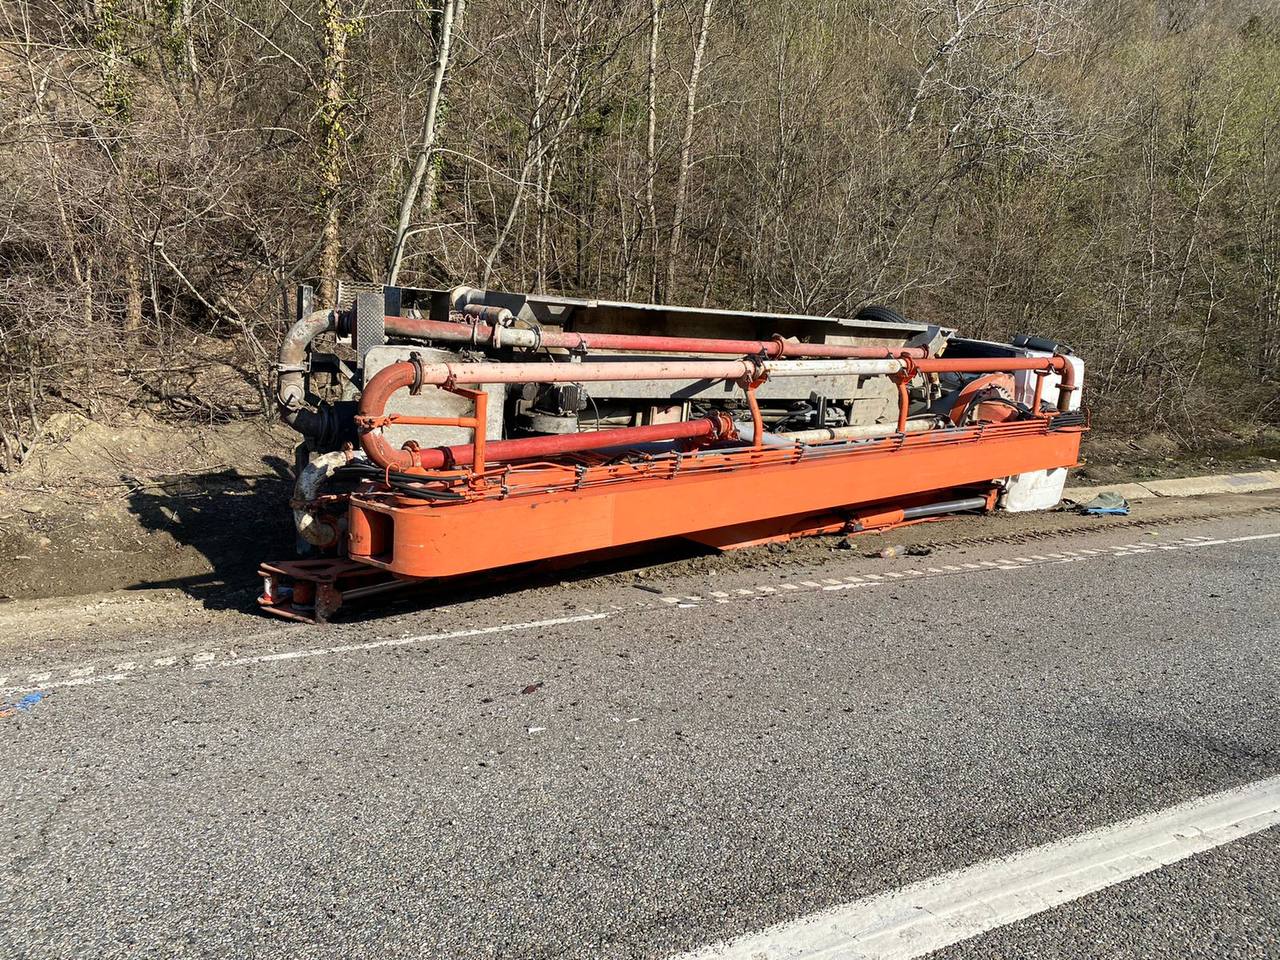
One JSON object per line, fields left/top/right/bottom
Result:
{"left": 347, "top": 424, "right": 1082, "bottom": 580}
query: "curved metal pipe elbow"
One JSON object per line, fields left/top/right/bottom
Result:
{"left": 1055, "top": 356, "right": 1079, "bottom": 413}
{"left": 356, "top": 361, "right": 419, "bottom": 471}
{"left": 449, "top": 285, "right": 485, "bottom": 312}
{"left": 277, "top": 308, "right": 337, "bottom": 412}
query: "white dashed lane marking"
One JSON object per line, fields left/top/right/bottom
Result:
{"left": 1, "top": 531, "right": 1274, "bottom": 697}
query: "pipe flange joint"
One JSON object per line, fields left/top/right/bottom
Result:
{"left": 400, "top": 439, "right": 424, "bottom": 470}
{"left": 745, "top": 356, "right": 768, "bottom": 386}
{"left": 769, "top": 334, "right": 787, "bottom": 358}
{"left": 408, "top": 351, "right": 425, "bottom": 395}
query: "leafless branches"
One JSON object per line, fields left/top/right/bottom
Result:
{"left": 1, "top": 0, "right": 1278, "bottom": 464}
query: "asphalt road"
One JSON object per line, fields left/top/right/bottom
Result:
{"left": 2, "top": 501, "right": 1279, "bottom": 959}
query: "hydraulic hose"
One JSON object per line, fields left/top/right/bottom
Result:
{"left": 292, "top": 450, "right": 350, "bottom": 548}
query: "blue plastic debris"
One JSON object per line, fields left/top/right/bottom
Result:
{"left": 0, "top": 691, "right": 45, "bottom": 719}
{"left": 1078, "top": 492, "right": 1130, "bottom": 516}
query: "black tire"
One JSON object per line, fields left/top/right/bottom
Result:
{"left": 855, "top": 304, "right": 910, "bottom": 326}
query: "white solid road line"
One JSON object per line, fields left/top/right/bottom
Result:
{"left": 218, "top": 612, "right": 610, "bottom": 667}
{"left": 0, "top": 613, "right": 610, "bottom": 696}
{"left": 675, "top": 774, "right": 1280, "bottom": 960}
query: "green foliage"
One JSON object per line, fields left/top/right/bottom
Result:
{"left": 93, "top": 0, "right": 134, "bottom": 121}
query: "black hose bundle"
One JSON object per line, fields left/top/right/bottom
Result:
{"left": 1048, "top": 409, "right": 1087, "bottom": 430}
{"left": 332, "top": 461, "right": 468, "bottom": 502}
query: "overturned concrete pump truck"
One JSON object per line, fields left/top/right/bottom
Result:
{"left": 261, "top": 284, "right": 1084, "bottom": 621}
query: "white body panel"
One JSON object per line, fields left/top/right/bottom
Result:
{"left": 1003, "top": 351, "right": 1083, "bottom": 512}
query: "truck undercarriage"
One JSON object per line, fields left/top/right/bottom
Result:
{"left": 262, "top": 284, "right": 1084, "bottom": 621}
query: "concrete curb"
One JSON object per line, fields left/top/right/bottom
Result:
{"left": 1063, "top": 469, "right": 1280, "bottom": 503}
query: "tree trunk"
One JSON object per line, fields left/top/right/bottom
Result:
{"left": 664, "top": 0, "right": 713, "bottom": 301}
{"left": 318, "top": 0, "right": 350, "bottom": 306}
{"left": 123, "top": 242, "right": 143, "bottom": 332}
{"left": 387, "top": 0, "right": 460, "bottom": 286}
{"left": 532, "top": 3, "right": 548, "bottom": 291}
{"left": 646, "top": 0, "right": 661, "bottom": 301}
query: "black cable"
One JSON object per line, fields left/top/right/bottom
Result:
{"left": 960, "top": 394, "right": 1034, "bottom": 425}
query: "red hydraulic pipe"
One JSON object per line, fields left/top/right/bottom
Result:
{"left": 384, "top": 315, "right": 929, "bottom": 360}
{"left": 405, "top": 357, "right": 762, "bottom": 386}
{"left": 915, "top": 356, "right": 1078, "bottom": 412}
{"left": 744, "top": 383, "right": 763, "bottom": 450}
{"left": 357, "top": 361, "right": 736, "bottom": 470}
{"left": 413, "top": 415, "right": 732, "bottom": 470}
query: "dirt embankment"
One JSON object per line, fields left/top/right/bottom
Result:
{"left": 1, "top": 417, "right": 1277, "bottom": 606}
{"left": 0, "top": 413, "right": 297, "bottom": 603}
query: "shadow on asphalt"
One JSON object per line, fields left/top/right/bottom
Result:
{"left": 324, "top": 537, "right": 718, "bottom": 625}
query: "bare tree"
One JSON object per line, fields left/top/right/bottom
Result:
{"left": 318, "top": 0, "right": 356, "bottom": 305}
{"left": 387, "top": 0, "right": 462, "bottom": 285}
{"left": 478, "top": 0, "right": 604, "bottom": 287}
{"left": 663, "top": 0, "right": 714, "bottom": 299}
{"left": 645, "top": 0, "right": 662, "bottom": 299}
{"left": 902, "top": 0, "right": 1078, "bottom": 155}
{"left": 2, "top": 0, "right": 1279, "bottom": 460}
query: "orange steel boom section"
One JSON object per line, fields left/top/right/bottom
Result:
{"left": 347, "top": 420, "right": 1083, "bottom": 579}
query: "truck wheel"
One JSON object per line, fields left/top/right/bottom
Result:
{"left": 855, "top": 304, "right": 909, "bottom": 325}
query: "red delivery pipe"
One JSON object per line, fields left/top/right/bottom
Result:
{"left": 362, "top": 358, "right": 904, "bottom": 392}
{"left": 356, "top": 360, "right": 736, "bottom": 470}
{"left": 412, "top": 358, "right": 760, "bottom": 384}
{"left": 384, "top": 316, "right": 930, "bottom": 360}
{"left": 409, "top": 415, "right": 732, "bottom": 470}
{"left": 914, "top": 356, "right": 1078, "bottom": 412}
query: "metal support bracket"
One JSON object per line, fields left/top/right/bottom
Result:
{"left": 353, "top": 290, "right": 387, "bottom": 365}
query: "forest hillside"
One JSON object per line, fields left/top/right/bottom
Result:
{"left": 3, "top": 0, "right": 1280, "bottom": 466}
